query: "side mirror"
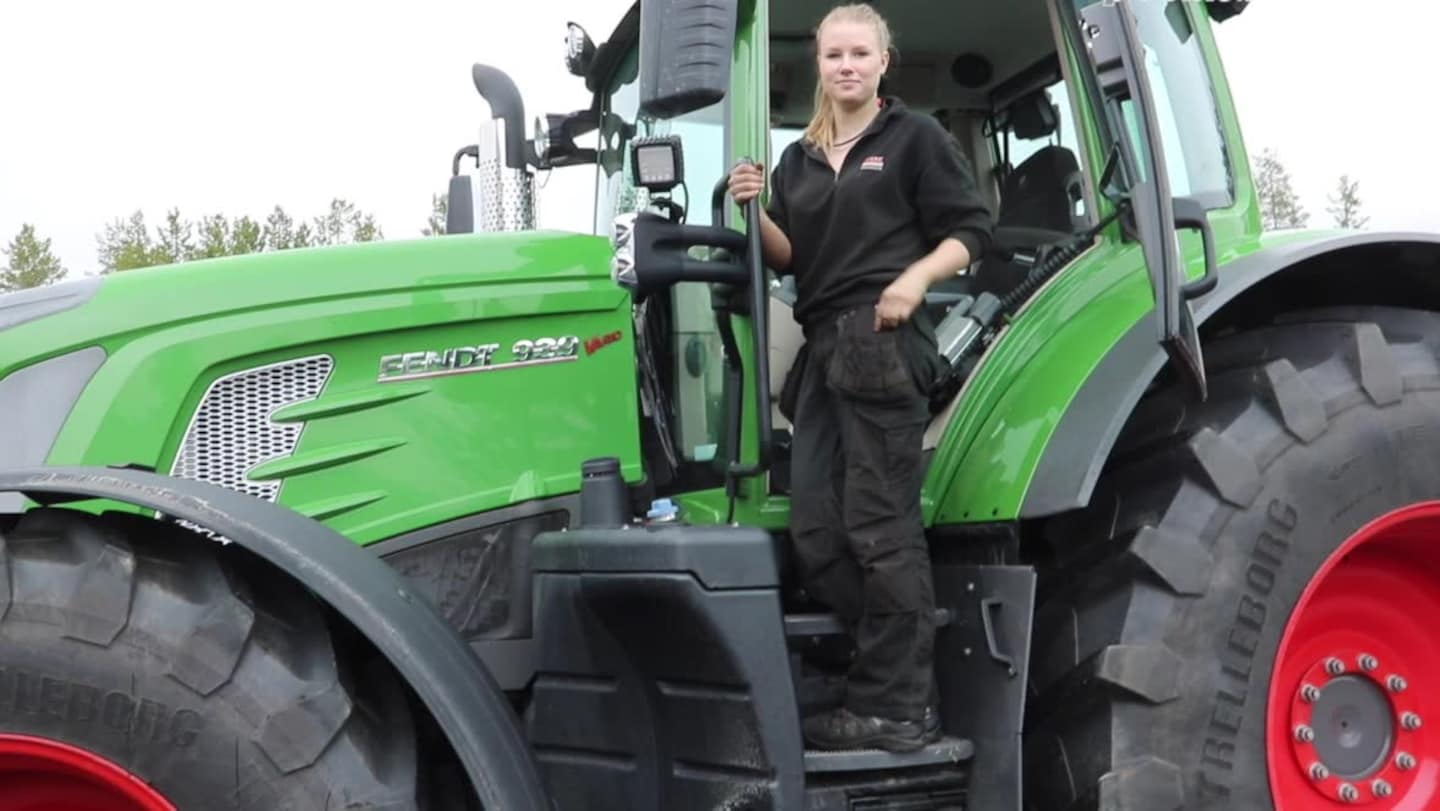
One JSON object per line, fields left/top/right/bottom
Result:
{"left": 447, "top": 145, "right": 479, "bottom": 234}
{"left": 638, "top": 0, "right": 740, "bottom": 119}
{"left": 1207, "top": 0, "right": 1248, "bottom": 22}
{"left": 565, "top": 23, "right": 597, "bottom": 77}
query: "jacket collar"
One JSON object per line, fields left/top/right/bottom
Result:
{"left": 801, "top": 96, "right": 907, "bottom": 161}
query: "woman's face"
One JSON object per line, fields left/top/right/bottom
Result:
{"left": 817, "top": 20, "right": 888, "bottom": 110}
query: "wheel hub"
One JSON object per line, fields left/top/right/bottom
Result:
{"left": 1287, "top": 650, "right": 1415, "bottom": 803}
{"left": 1269, "top": 503, "right": 1440, "bottom": 810}
{"left": 0, "top": 734, "right": 176, "bottom": 811}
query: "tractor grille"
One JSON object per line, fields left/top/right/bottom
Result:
{"left": 170, "top": 356, "right": 334, "bottom": 501}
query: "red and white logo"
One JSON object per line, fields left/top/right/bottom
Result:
{"left": 861, "top": 155, "right": 885, "bottom": 172}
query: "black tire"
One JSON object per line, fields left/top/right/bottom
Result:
{"left": 1023, "top": 307, "right": 1440, "bottom": 809}
{"left": 0, "top": 508, "right": 420, "bottom": 810}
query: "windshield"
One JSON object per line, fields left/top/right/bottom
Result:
{"left": 595, "top": 51, "right": 726, "bottom": 231}
{"left": 594, "top": 47, "right": 731, "bottom": 471}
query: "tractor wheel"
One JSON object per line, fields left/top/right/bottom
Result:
{"left": 1024, "top": 307, "right": 1440, "bottom": 810}
{"left": 0, "top": 508, "right": 420, "bottom": 810}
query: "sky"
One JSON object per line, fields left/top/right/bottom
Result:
{"left": 1, "top": 0, "right": 1437, "bottom": 276}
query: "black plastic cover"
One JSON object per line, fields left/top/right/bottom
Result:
{"left": 528, "top": 522, "right": 802, "bottom": 809}
{"left": 638, "top": 0, "right": 740, "bottom": 119}
{"left": 532, "top": 523, "right": 779, "bottom": 589}
{"left": 626, "top": 213, "right": 750, "bottom": 296}
{"left": 446, "top": 174, "right": 475, "bottom": 234}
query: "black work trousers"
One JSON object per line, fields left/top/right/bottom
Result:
{"left": 787, "top": 304, "right": 941, "bottom": 722}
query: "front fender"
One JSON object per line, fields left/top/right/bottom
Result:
{"left": 1021, "top": 230, "right": 1440, "bottom": 518}
{"left": 0, "top": 466, "right": 550, "bottom": 811}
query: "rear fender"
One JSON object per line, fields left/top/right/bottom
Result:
{"left": 1022, "top": 231, "right": 1440, "bottom": 518}
{"left": 0, "top": 466, "right": 549, "bottom": 811}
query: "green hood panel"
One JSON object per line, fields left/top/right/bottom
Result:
{"left": 6, "top": 232, "right": 642, "bottom": 545}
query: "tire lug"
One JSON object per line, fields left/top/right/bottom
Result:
{"left": 1301, "top": 683, "right": 1321, "bottom": 703}
{"left": 1338, "top": 782, "right": 1359, "bottom": 803}
{"left": 1326, "top": 657, "right": 1346, "bottom": 676}
{"left": 1397, "top": 751, "right": 1417, "bottom": 770}
{"left": 1310, "top": 762, "right": 1330, "bottom": 781}
{"left": 1403, "top": 712, "right": 1423, "bottom": 731}
{"left": 1359, "top": 653, "right": 1379, "bottom": 672}
{"left": 1389, "top": 674, "right": 1408, "bottom": 693}
{"left": 1373, "top": 779, "right": 1393, "bottom": 799}
{"left": 1295, "top": 724, "right": 1316, "bottom": 743}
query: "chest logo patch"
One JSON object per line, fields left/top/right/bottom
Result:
{"left": 861, "top": 155, "right": 885, "bottom": 172}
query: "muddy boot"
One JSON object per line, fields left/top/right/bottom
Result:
{"left": 802, "top": 706, "right": 941, "bottom": 752}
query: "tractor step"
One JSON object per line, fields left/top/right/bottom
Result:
{"left": 785, "top": 608, "right": 953, "bottom": 640}
{"left": 803, "top": 736, "right": 973, "bottom": 773}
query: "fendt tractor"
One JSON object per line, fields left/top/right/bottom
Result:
{"left": 5, "top": 0, "right": 1440, "bottom": 808}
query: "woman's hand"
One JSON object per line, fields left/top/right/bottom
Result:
{"left": 874, "top": 273, "right": 929, "bottom": 331}
{"left": 728, "top": 162, "right": 766, "bottom": 205}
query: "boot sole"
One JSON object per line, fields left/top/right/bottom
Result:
{"left": 804, "top": 728, "right": 941, "bottom": 753}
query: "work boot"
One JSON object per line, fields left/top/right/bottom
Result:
{"left": 802, "top": 705, "right": 941, "bottom": 752}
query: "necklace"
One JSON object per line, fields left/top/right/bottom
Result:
{"left": 832, "top": 131, "right": 863, "bottom": 148}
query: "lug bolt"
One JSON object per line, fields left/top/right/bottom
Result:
{"left": 1373, "top": 779, "right": 1393, "bottom": 799}
{"left": 1338, "top": 783, "right": 1359, "bottom": 803}
{"left": 1397, "top": 752, "right": 1417, "bottom": 771}
{"left": 1301, "top": 683, "right": 1322, "bottom": 703}
{"left": 1359, "top": 653, "right": 1379, "bottom": 672}
{"left": 1389, "top": 675, "right": 1408, "bottom": 693}
{"left": 1403, "top": 712, "right": 1423, "bottom": 731}
{"left": 1326, "top": 657, "right": 1346, "bottom": 676}
{"left": 1296, "top": 724, "right": 1316, "bottom": 743}
{"left": 1310, "top": 762, "right": 1330, "bottom": 781}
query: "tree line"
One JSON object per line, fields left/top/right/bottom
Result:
{"left": 1, "top": 155, "right": 1364, "bottom": 294}
{"left": 2, "top": 194, "right": 450, "bottom": 293}
{"left": 1254, "top": 148, "right": 1367, "bottom": 231}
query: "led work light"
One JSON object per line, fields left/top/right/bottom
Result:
{"left": 630, "top": 136, "right": 684, "bottom": 193}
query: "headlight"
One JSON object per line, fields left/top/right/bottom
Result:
{"left": 610, "top": 212, "right": 638, "bottom": 290}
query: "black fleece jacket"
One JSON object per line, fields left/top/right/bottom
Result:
{"left": 767, "top": 98, "right": 994, "bottom": 328}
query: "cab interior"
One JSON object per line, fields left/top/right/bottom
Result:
{"left": 764, "top": 0, "right": 1097, "bottom": 447}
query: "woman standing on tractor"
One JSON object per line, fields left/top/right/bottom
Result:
{"left": 728, "top": 2, "right": 993, "bottom": 752}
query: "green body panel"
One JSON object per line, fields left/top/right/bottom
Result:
{"left": 923, "top": 2, "right": 1267, "bottom": 522}
{"left": 4, "top": 232, "right": 641, "bottom": 544}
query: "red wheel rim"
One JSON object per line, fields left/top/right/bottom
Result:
{"left": 1269, "top": 503, "right": 1440, "bottom": 809}
{"left": 0, "top": 734, "right": 176, "bottom": 811}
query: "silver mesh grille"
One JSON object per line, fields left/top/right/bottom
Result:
{"left": 170, "top": 356, "right": 334, "bottom": 501}
{"left": 476, "top": 118, "right": 536, "bottom": 233}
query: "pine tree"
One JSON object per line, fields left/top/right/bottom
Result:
{"left": 1327, "top": 174, "right": 1369, "bottom": 229}
{"left": 196, "top": 214, "right": 232, "bottom": 259}
{"left": 423, "top": 193, "right": 448, "bottom": 236}
{"left": 150, "top": 208, "right": 196, "bottom": 265}
{"left": 351, "top": 212, "right": 383, "bottom": 243}
{"left": 1, "top": 224, "right": 66, "bottom": 291}
{"left": 1254, "top": 148, "right": 1308, "bottom": 231}
{"left": 230, "top": 216, "right": 264, "bottom": 255}
{"left": 264, "top": 206, "right": 300, "bottom": 251}
{"left": 97, "top": 211, "right": 158, "bottom": 273}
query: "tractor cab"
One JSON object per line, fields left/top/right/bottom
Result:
{"left": 534, "top": 0, "right": 1229, "bottom": 506}
{"left": 444, "top": 0, "right": 1240, "bottom": 807}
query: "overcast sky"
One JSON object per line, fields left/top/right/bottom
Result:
{"left": 1, "top": 0, "right": 1435, "bottom": 276}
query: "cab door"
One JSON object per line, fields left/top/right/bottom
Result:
{"left": 1073, "top": 0, "right": 1214, "bottom": 398}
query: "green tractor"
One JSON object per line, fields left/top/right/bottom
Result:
{"left": 4, "top": 0, "right": 1440, "bottom": 808}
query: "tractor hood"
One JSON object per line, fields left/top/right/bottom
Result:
{"left": 0, "top": 231, "right": 642, "bottom": 543}
{"left": 0, "top": 231, "right": 619, "bottom": 370}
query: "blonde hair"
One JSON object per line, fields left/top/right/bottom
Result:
{"left": 802, "top": 3, "right": 893, "bottom": 152}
